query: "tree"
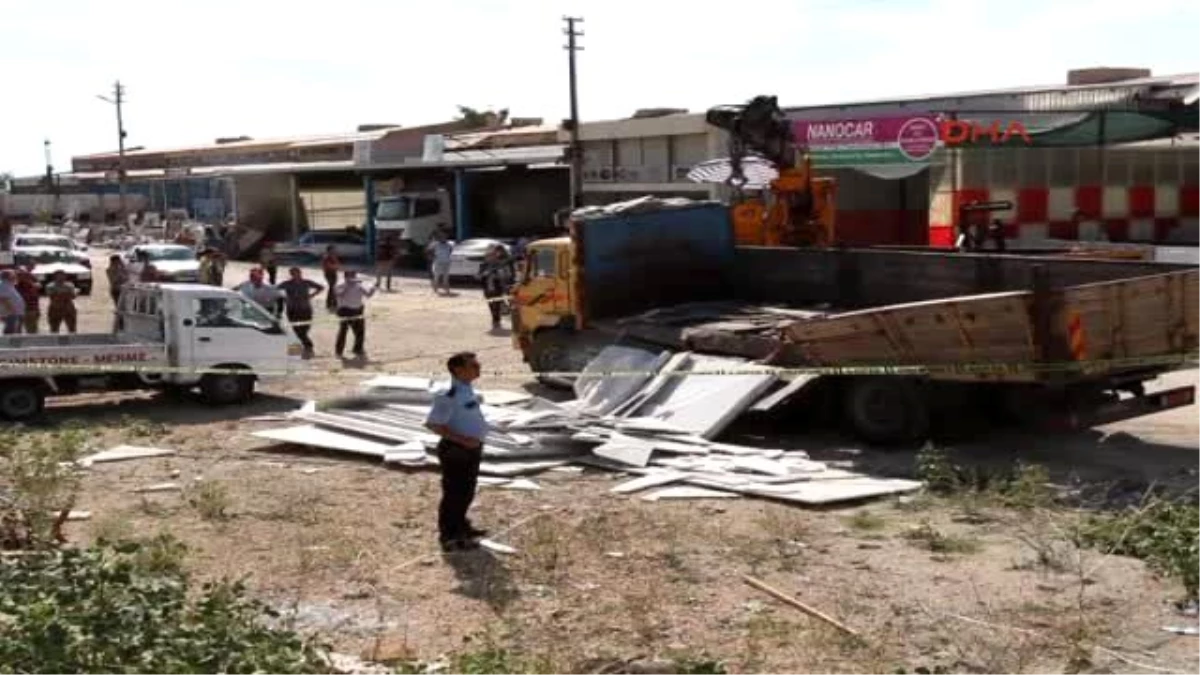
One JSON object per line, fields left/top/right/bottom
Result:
{"left": 455, "top": 106, "right": 509, "bottom": 128}
{"left": 0, "top": 171, "right": 12, "bottom": 193}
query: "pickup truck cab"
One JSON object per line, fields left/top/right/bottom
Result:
{"left": 0, "top": 283, "right": 305, "bottom": 421}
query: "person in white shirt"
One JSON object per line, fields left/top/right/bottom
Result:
{"left": 233, "top": 268, "right": 283, "bottom": 316}
{"left": 334, "top": 270, "right": 377, "bottom": 358}
{"left": 426, "top": 229, "right": 454, "bottom": 295}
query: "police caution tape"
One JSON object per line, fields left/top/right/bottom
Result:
{"left": 0, "top": 351, "right": 1194, "bottom": 380}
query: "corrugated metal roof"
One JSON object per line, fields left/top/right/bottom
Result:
{"left": 784, "top": 72, "right": 1200, "bottom": 116}
{"left": 73, "top": 129, "right": 398, "bottom": 160}
{"left": 359, "top": 144, "right": 566, "bottom": 172}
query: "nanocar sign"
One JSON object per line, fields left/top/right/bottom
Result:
{"left": 792, "top": 116, "right": 1032, "bottom": 167}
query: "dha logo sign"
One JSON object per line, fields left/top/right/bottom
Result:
{"left": 940, "top": 120, "right": 1032, "bottom": 146}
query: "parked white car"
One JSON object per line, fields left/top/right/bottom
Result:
{"left": 447, "top": 238, "right": 514, "bottom": 279}
{"left": 12, "top": 233, "right": 90, "bottom": 265}
{"left": 275, "top": 231, "right": 368, "bottom": 261}
{"left": 126, "top": 244, "right": 202, "bottom": 282}
{"left": 13, "top": 247, "right": 93, "bottom": 295}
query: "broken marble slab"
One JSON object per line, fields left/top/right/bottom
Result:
{"left": 641, "top": 486, "right": 740, "bottom": 501}
{"left": 253, "top": 425, "right": 400, "bottom": 459}
{"left": 502, "top": 478, "right": 542, "bottom": 491}
{"left": 592, "top": 433, "right": 656, "bottom": 468}
{"left": 78, "top": 445, "right": 176, "bottom": 468}
{"left": 738, "top": 477, "right": 922, "bottom": 505}
{"left": 626, "top": 354, "right": 777, "bottom": 440}
{"left": 573, "top": 345, "right": 671, "bottom": 417}
{"left": 610, "top": 470, "right": 690, "bottom": 495}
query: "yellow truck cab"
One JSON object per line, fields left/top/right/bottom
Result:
{"left": 511, "top": 237, "right": 577, "bottom": 371}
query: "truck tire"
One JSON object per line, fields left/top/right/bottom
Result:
{"left": 843, "top": 377, "right": 930, "bottom": 446}
{"left": 0, "top": 382, "right": 47, "bottom": 422}
{"left": 527, "top": 329, "right": 610, "bottom": 390}
{"left": 200, "top": 373, "right": 254, "bottom": 405}
{"left": 78, "top": 283, "right": 92, "bottom": 296}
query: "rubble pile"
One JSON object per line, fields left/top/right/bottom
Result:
{"left": 252, "top": 346, "right": 921, "bottom": 506}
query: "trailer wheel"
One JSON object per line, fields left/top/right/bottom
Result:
{"left": 0, "top": 383, "right": 47, "bottom": 422}
{"left": 200, "top": 373, "right": 254, "bottom": 405}
{"left": 843, "top": 377, "right": 930, "bottom": 445}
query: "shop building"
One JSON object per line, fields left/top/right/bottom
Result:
{"left": 787, "top": 69, "right": 1198, "bottom": 247}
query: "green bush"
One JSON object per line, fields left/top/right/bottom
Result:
{"left": 1077, "top": 497, "right": 1199, "bottom": 598}
{"left": 0, "top": 540, "right": 328, "bottom": 674}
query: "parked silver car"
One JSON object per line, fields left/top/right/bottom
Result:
{"left": 275, "top": 231, "right": 368, "bottom": 260}
{"left": 448, "top": 238, "right": 512, "bottom": 279}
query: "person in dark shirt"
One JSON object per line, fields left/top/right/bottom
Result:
{"left": 375, "top": 234, "right": 399, "bottom": 292}
{"left": 15, "top": 267, "right": 41, "bottom": 334}
{"left": 277, "top": 267, "right": 324, "bottom": 356}
{"left": 321, "top": 246, "right": 341, "bottom": 311}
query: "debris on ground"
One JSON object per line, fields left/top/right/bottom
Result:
{"left": 132, "top": 482, "right": 183, "bottom": 494}
{"left": 251, "top": 346, "right": 921, "bottom": 507}
{"left": 77, "top": 445, "right": 177, "bottom": 467}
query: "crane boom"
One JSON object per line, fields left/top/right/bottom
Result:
{"left": 704, "top": 95, "right": 836, "bottom": 248}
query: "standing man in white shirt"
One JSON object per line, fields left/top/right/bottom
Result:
{"left": 426, "top": 229, "right": 454, "bottom": 295}
{"left": 334, "top": 269, "right": 377, "bottom": 358}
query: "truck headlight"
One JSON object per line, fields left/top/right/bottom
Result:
{"left": 287, "top": 343, "right": 304, "bottom": 356}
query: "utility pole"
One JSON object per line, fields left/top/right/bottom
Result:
{"left": 44, "top": 139, "right": 57, "bottom": 218}
{"left": 563, "top": 16, "right": 584, "bottom": 209}
{"left": 97, "top": 80, "right": 128, "bottom": 225}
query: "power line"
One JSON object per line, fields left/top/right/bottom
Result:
{"left": 97, "top": 80, "right": 128, "bottom": 224}
{"left": 563, "top": 16, "right": 584, "bottom": 209}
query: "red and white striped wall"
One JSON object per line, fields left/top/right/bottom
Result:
{"left": 929, "top": 184, "right": 1199, "bottom": 247}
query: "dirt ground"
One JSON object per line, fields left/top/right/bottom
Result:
{"left": 27, "top": 250, "right": 1200, "bottom": 673}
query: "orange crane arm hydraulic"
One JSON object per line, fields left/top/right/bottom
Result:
{"left": 704, "top": 96, "right": 836, "bottom": 247}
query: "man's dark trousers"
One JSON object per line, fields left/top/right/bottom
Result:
{"left": 287, "top": 306, "right": 314, "bottom": 350}
{"left": 437, "top": 438, "right": 481, "bottom": 543}
{"left": 334, "top": 307, "right": 364, "bottom": 355}
{"left": 324, "top": 270, "right": 338, "bottom": 309}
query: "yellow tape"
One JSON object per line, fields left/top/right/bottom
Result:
{"left": 0, "top": 350, "right": 1194, "bottom": 380}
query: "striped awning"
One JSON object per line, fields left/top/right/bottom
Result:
{"left": 686, "top": 155, "right": 779, "bottom": 189}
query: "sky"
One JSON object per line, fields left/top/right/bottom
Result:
{"left": 1, "top": 0, "right": 1195, "bottom": 176}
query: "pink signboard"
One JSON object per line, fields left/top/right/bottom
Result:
{"left": 791, "top": 116, "right": 941, "bottom": 166}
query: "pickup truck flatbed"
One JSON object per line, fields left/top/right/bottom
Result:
{"left": 0, "top": 283, "right": 304, "bottom": 421}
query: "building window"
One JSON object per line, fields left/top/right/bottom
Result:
{"left": 960, "top": 150, "right": 988, "bottom": 187}
{"left": 1182, "top": 150, "right": 1199, "bottom": 185}
{"left": 414, "top": 198, "right": 441, "bottom": 217}
{"left": 1047, "top": 148, "right": 1078, "bottom": 187}
{"left": 1156, "top": 150, "right": 1181, "bottom": 185}
{"left": 1019, "top": 148, "right": 1048, "bottom": 187}
{"left": 669, "top": 134, "right": 708, "bottom": 182}
{"left": 1130, "top": 151, "right": 1156, "bottom": 186}
{"left": 1078, "top": 148, "right": 1103, "bottom": 185}
{"left": 989, "top": 148, "right": 1020, "bottom": 187}
{"left": 1105, "top": 150, "right": 1131, "bottom": 186}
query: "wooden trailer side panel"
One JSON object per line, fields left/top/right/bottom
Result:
{"left": 781, "top": 292, "right": 1040, "bottom": 382}
{"left": 1052, "top": 270, "right": 1199, "bottom": 367}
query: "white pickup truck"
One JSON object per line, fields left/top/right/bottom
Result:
{"left": 0, "top": 283, "right": 305, "bottom": 421}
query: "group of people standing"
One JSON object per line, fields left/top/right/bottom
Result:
{"left": 0, "top": 268, "right": 80, "bottom": 336}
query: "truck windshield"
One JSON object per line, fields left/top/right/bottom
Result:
{"left": 376, "top": 198, "right": 412, "bottom": 220}
{"left": 194, "top": 297, "right": 277, "bottom": 332}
